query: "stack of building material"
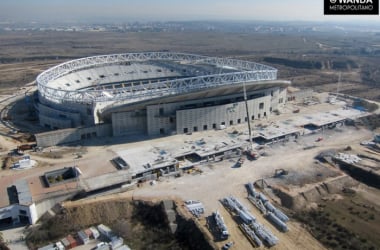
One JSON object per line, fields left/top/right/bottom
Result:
{"left": 184, "top": 200, "right": 205, "bottom": 217}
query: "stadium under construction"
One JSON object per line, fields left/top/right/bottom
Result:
{"left": 35, "top": 52, "right": 290, "bottom": 146}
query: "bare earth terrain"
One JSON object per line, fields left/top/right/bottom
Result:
{"left": 1, "top": 31, "right": 380, "bottom": 100}
{"left": 2, "top": 102, "right": 378, "bottom": 249}
{"left": 1, "top": 30, "right": 380, "bottom": 250}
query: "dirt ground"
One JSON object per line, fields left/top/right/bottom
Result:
{"left": 1, "top": 30, "right": 380, "bottom": 248}
{"left": 126, "top": 127, "right": 372, "bottom": 250}
{"left": 294, "top": 186, "right": 380, "bottom": 250}
{"left": 0, "top": 95, "right": 378, "bottom": 249}
{"left": 26, "top": 197, "right": 188, "bottom": 250}
{"left": 1, "top": 31, "right": 380, "bottom": 101}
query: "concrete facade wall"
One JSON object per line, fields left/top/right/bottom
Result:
{"left": 39, "top": 114, "right": 73, "bottom": 130}
{"left": 36, "top": 128, "right": 78, "bottom": 147}
{"left": 176, "top": 95, "right": 271, "bottom": 134}
{"left": 0, "top": 194, "right": 76, "bottom": 225}
{"left": 270, "top": 87, "right": 287, "bottom": 111}
{"left": 147, "top": 103, "right": 177, "bottom": 135}
{"left": 38, "top": 97, "right": 96, "bottom": 128}
{"left": 112, "top": 111, "right": 147, "bottom": 136}
{"left": 0, "top": 205, "right": 16, "bottom": 221}
{"left": 29, "top": 203, "right": 38, "bottom": 224}
{"left": 37, "top": 86, "right": 287, "bottom": 144}
{"left": 35, "top": 124, "right": 112, "bottom": 147}
{"left": 287, "top": 88, "right": 313, "bottom": 102}
{"left": 143, "top": 87, "right": 287, "bottom": 135}
{"left": 38, "top": 103, "right": 81, "bottom": 129}
{"left": 79, "top": 124, "right": 112, "bottom": 139}
{"left": 34, "top": 193, "right": 75, "bottom": 221}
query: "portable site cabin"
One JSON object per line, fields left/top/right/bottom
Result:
{"left": 61, "top": 234, "right": 78, "bottom": 249}
{"left": 97, "top": 224, "right": 114, "bottom": 239}
{"left": 90, "top": 226, "right": 100, "bottom": 239}
{"left": 78, "top": 230, "right": 90, "bottom": 245}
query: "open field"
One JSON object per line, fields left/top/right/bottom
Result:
{"left": 295, "top": 188, "right": 380, "bottom": 250}
{"left": 1, "top": 31, "right": 380, "bottom": 100}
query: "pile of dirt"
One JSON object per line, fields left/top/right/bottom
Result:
{"left": 14, "top": 134, "right": 36, "bottom": 143}
{"left": 2, "top": 156, "right": 17, "bottom": 170}
{"left": 273, "top": 175, "right": 358, "bottom": 210}
{"left": 334, "top": 158, "right": 380, "bottom": 189}
{"left": 272, "top": 173, "right": 380, "bottom": 250}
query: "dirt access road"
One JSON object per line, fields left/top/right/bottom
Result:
{"left": 63, "top": 124, "right": 373, "bottom": 250}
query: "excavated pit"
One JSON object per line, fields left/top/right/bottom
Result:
{"left": 26, "top": 198, "right": 214, "bottom": 250}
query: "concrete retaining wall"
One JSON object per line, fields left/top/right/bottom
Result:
{"left": 35, "top": 124, "right": 112, "bottom": 147}
{"left": 275, "top": 175, "right": 358, "bottom": 210}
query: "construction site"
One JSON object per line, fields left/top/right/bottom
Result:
{"left": 2, "top": 15, "right": 380, "bottom": 249}
{"left": 0, "top": 79, "right": 379, "bottom": 250}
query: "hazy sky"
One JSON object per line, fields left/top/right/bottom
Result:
{"left": 1, "top": 0, "right": 379, "bottom": 23}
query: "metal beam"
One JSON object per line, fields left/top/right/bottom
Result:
{"left": 37, "top": 52, "right": 277, "bottom": 104}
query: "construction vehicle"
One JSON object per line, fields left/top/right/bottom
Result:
{"left": 222, "top": 241, "right": 234, "bottom": 250}
{"left": 274, "top": 169, "right": 288, "bottom": 178}
{"left": 315, "top": 137, "right": 323, "bottom": 142}
{"left": 245, "top": 149, "right": 260, "bottom": 160}
{"left": 17, "top": 144, "right": 36, "bottom": 151}
{"left": 236, "top": 157, "right": 245, "bottom": 167}
{"left": 242, "top": 80, "right": 257, "bottom": 162}
{"left": 193, "top": 167, "right": 203, "bottom": 174}
{"left": 186, "top": 167, "right": 203, "bottom": 174}
{"left": 213, "top": 210, "right": 229, "bottom": 240}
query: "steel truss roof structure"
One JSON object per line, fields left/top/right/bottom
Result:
{"left": 37, "top": 52, "right": 277, "bottom": 104}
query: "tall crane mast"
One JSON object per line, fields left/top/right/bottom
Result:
{"left": 243, "top": 81, "right": 253, "bottom": 150}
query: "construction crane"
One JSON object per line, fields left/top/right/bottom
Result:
{"left": 243, "top": 81, "right": 253, "bottom": 150}
{"left": 242, "top": 81, "right": 261, "bottom": 160}
{"left": 329, "top": 72, "right": 341, "bottom": 104}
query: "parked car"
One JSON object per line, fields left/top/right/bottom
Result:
{"left": 222, "top": 241, "right": 234, "bottom": 250}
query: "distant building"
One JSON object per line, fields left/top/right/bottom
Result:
{"left": 0, "top": 179, "right": 38, "bottom": 225}
{"left": 0, "top": 172, "right": 78, "bottom": 226}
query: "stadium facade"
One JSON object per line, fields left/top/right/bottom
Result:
{"left": 36, "top": 52, "right": 290, "bottom": 146}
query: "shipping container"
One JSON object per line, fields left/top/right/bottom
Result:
{"left": 78, "top": 230, "right": 89, "bottom": 244}
{"left": 66, "top": 234, "right": 78, "bottom": 249}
